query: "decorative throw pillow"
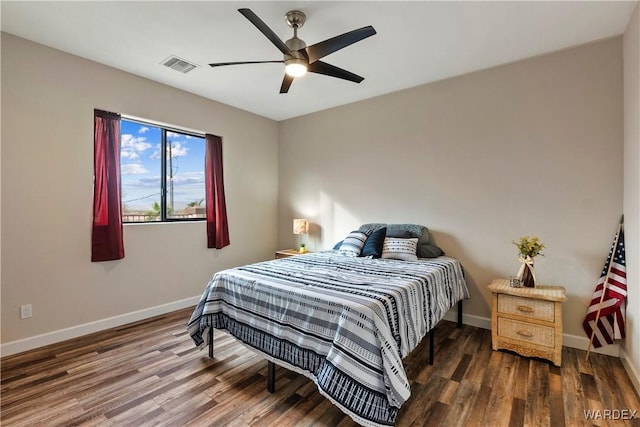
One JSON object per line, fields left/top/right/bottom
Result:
{"left": 361, "top": 227, "right": 387, "bottom": 258}
{"left": 338, "top": 231, "right": 370, "bottom": 257}
{"left": 417, "top": 243, "right": 444, "bottom": 258}
{"left": 381, "top": 237, "right": 419, "bottom": 261}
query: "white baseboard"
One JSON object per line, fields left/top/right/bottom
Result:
{"left": 443, "top": 309, "right": 620, "bottom": 356}
{"left": 0, "top": 300, "right": 624, "bottom": 360}
{"left": 620, "top": 347, "right": 640, "bottom": 396}
{"left": 0, "top": 296, "right": 199, "bottom": 358}
{"left": 443, "top": 310, "right": 491, "bottom": 329}
{"left": 562, "top": 333, "right": 620, "bottom": 356}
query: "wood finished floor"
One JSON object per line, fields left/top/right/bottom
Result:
{"left": 2, "top": 307, "right": 639, "bottom": 427}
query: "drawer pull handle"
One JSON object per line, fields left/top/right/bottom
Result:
{"left": 516, "top": 329, "right": 533, "bottom": 338}
{"left": 517, "top": 305, "right": 534, "bottom": 313}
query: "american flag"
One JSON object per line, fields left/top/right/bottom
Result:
{"left": 583, "top": 223, "right": 627, "bottom": 348}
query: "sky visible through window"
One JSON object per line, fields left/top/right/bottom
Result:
{"left": 120, "top": 119, "right": 205, "bottom": 215}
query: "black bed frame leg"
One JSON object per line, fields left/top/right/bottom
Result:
{"left": 267, "top": 361, "right": 276, "bottom": 393}
{"left": 457, "top": 299, "right": 463, "bottom": 328}
{"left": 429, "top": 331, "right": 434, "bottom": 365}
{"left": 208, "top": 327, "right": 214, "bottom": 358}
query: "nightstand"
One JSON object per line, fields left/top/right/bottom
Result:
{"left": 275, "top": 249, "right": 309, "bottom": 259}
{"left": 488, "top": 278, "right": 567, "bottom": 366}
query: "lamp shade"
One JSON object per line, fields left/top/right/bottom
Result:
{"left": 293, "top": 218, "right": 309, "bottom": 235}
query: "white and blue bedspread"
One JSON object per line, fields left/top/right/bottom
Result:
{"left": 187, "top": 252, "right": 469, "bottom": 426}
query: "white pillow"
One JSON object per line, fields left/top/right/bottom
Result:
{"left": 381, "top": 237, "right": 419, "bottom": 261}
{"left": 338, "top": 231, "right": 369, "bottom": 257}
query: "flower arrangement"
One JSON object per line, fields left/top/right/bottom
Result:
{"left": 513, "top": 235, "right": 545, "bottom": 259}
{"left": 512, "top": 235, "right": 545, "bottom": 288}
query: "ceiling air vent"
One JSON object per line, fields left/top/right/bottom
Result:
{"left": 161, "top": 56, "right": 198, "bottom": 73}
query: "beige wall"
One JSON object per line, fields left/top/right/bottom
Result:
{"left": 623, "top": 3, "right": 640, "bottom": 390}
{"left": 1, "top": 34, "right": 279, "bottom": 348}
{"left": 278, "top": 37, "right": 623, "bottom": 341}
{"left": 0, "top": 27, "right": 631, "bottom": 362}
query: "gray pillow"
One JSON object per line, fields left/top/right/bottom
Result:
{"left": 358, "top": 223, "right": 444, "bottom": 258}
{"left": 360, "top": 223, "right": 428, "bottom": 243}
{"left": 417, "top": 243, "right": 444, "bottom": 258}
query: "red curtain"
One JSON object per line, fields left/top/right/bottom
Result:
{"left": 92, "top": 109, "right": 124, "bottom": 261}
{"left": 205, "top": 134, "right": 230, "bottom": 249}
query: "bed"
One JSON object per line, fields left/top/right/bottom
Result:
{"left": 187, "top": 224, "right": 469, "bottom": 427}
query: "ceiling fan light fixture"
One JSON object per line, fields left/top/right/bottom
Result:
{"left": 208, "top": 8, "right": 376, "bottom": 93}
{"left": 285, "top": 59, "right": 307, "bottom": 77}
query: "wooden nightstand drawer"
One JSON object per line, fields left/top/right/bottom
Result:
{"left": 497, "top": 294, "right": 555, "bottom": 322}
{"left": 497, "top": 317, "right": 555, "bottom": 348}
{"left": 488, "top": 278, "right": 566, "bottom": 366}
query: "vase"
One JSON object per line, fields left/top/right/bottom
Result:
{"left": 520, "top": 262, "right": 535, "bottom": 288}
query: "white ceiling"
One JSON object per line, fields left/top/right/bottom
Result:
{"left": 1, "top": 1, "right": 637, "bottom": 121}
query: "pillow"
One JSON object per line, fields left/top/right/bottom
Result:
{"left": 337, "top": 231, "right": 370, "bottom": 257}
{"left": 418, "top": 243, "right": 444, "bottom": 258}
{"left": 359, "top": 223, "right": 444, "bottom": 258}
{"left": 381, "top": 237, "right": 419, "bottom": 261}
{"left": 360, "top": 223, "right": 429, "bottom": 243}
{"left": 361, "top": 227, "right": 387, "bottom": 258}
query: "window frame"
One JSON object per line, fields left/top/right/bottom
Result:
{"left": 120, "top": 116, "right": 207, "bottom": 224}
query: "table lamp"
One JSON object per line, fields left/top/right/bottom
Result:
{"left": 293, "top": 219, "right": 309, "bottom": 253}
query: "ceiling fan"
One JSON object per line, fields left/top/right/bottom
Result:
{"left": 209, "top": 8, "right": 377, "bottom": 94}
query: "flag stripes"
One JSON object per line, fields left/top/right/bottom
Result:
{"left": 583, "top": 223, "right": 627, "bottom": 349}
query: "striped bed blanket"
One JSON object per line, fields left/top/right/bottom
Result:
{"left": 187, "top": 252, "right": 469, "bottom": 426}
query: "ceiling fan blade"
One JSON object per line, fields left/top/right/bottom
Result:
{"left": 209, "top": 60, "right": 283, "bottom": 67}
{"left": 306, "top": 26, "right": 376, "bottom": 63}
{"left": 307, "top": 61, "right": 364, "bottom": 83}
{"left": 280, "top": 74, "right": 294, "bottom": 94}
{"left": 238, "top": 8, "right": 293, "bottom": 57}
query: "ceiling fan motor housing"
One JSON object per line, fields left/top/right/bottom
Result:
{"left": 285, "top": 38, "right": 307, "bottom": 58}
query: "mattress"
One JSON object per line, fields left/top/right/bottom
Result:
{"left": 188, "top": 252, "right": 469, "bottom": 426}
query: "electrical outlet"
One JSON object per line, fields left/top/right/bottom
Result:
{"left": 20, "top": 304, "right": 32, "bottom": 319}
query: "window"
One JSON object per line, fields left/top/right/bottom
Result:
{"left": 120, "top": 118, "right": 206, "bottom": 222}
